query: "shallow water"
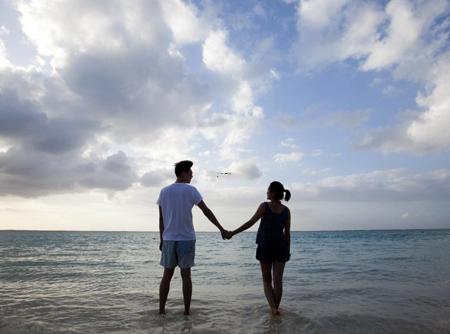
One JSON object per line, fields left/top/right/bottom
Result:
{"left": 1, "top": 230, "right": 449, "bottom": 333}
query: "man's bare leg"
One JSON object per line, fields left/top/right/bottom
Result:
{"left": 273, "top": 261, "right": 286, "bottom": 310}
{"left": 180, "top": 268, "right": 192, "bottom": 315}
{"left": 260, "top": 262, "right": 279, "bottom": 315}
{"left": 159, "top": 268, "right": 175, "bottom": 314}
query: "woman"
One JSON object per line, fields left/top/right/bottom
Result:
{"left": 230, "top": 181, "right": 291, "bottom": 316}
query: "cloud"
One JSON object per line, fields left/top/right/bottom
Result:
{"left": 203, "top": 30, "right": 245, "bottom": 75}
{"left": 228, "top": 160, "right": 262, "bottom": 180}
{"left": 280, "top": 138, "right": 297, "bottom": 149}
{"left": 0, "top": 148, "right": 137, "bottom": 197}
{"left": 361, "top": 0, "right": 423, "bottom": 71}
{"left": 200, "top": 28, "right": 267, "bottom": 159}
{"left": 280, "top": 138, "right": 298, "bottom": 150}
{"left": 161, "top": 0, "right": 206, "bottom": 44}
{"left": 296, "top": 0, "right": 447, "bottom": 73}
{"left": 0, "top": 39, "right": 11, "bottom": 69}
{"left": 298, "top": 0, "right": 349, "bottom": 30}
{"left": 273, "top": 151, "right": 303, "bottom": 163}
{"left": 358, "top": 58, "right": 450, "bottom": 153}
{"left": 278, "top": 109, "right": 371, "bottom": 131}
{"left": 0, "top": 26, "right": 10, "bottom": 36}
{"left": 77, "top": 151, "right": 137, "bottom": 190}
{"left": 406, "top": 58, "right": 450, "bottom": 151}
{"left": 292, "top": 169, "right": 450, "bottom": 201}
{"left": 295, "top": 0, "right": 450, "bottom": 153}
{"left": 0, "top": 0, "right": 272, "bottom": 197}
{"left": 140, "top": 169, "right": 173, "bottom": 187}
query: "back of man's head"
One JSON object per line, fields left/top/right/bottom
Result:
{"left": 175, "top": 160, "right": 193, "bottom": 177}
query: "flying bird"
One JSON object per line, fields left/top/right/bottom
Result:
{"left": 216, "top": 172, "right": 232, "bottom": 180}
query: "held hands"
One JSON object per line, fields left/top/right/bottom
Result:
{"left": 221, "top": 229, "right": 234, "bottom": 240}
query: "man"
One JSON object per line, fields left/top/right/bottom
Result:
{"left": 157, "top": 160, "right": 227, "bottom": 315}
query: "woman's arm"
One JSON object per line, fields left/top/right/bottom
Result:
{"left": 231, "top": 203, "right": 265, "bottom": 236}
{"left": 285, "top": 208, "right": 291, "bottom": 253}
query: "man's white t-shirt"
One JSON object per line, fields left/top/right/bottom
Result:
{"left": 157, "top": 183, "right": 203, "bottom": 241}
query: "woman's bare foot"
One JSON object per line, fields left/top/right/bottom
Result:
{"left": 271, "top": 308, "right": 280, "bottom": 316}
{"left": 184, "top": 310, "right": 191, "bottom": 316}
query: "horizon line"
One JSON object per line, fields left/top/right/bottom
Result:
{"left": 1, "top": 227, "right": 449, "bottom": 233}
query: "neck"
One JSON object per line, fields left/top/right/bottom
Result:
{"left": 176, "top": 178, "right": 188, "bottom": 183}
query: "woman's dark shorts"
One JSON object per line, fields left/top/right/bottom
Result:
{"left": 256, "top": 242, "right": 290, "bottom": 263}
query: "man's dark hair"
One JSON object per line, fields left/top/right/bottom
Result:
{"left": 175, "top": 160, "right": 193, "bottom": 177}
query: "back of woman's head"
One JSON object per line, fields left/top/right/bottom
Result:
{"left": 269, "top": 181, "right": 291, "bottom": 202}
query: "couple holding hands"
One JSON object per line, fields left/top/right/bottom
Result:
{"left": 157, "top": 161, "right": 291, "bottom": 316}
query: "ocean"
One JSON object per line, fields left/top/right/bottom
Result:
{"left": 0, "top": 230, "right": 449, "bottom": 333}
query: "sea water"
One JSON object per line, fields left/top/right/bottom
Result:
{"left": 0, "top": 230, "right": 449, "bottom": 333}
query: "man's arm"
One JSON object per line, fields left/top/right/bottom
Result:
{"left": 159, "top": 205, "right": 164, "bottom": 251}
{"left": 196, "top": 200, "right": 226, "bottom": 237}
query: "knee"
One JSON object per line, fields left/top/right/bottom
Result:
{"left": 274, "top": 278, "right": 283, "bottom": 287}
{"left": 162, "top": 269, "right": 175, "bottom": 281}
{"left": 262, "top": 275, "right": 272, "bottom": 285}
{"left": 180, "top": 269, "right": 191, "bottom": 281}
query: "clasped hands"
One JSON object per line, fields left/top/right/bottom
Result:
{"left": 221, "top": 229, "right": 234, "bottom": 240}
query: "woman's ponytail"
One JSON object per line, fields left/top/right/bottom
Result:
{"left": 283, "top": 189, "right": 291, "bottom": 202}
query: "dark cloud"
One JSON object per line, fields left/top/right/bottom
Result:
{"left": 60, "top": 45, "right": 210, "bottom": 138}
{"left": 0, "top": 69, "right": 99, "bottom": 156}
{"left": 0, "top": 0, "right": 263, "bottom": 198}
{"left": 0, "top": 99, "right": 45, "bottom": 137}
{"left": 77, "top": 151, "right": 137, "bottom": 190}
{"left": 0, "top": 148, "right": 137, "bottom": 197}
{"left": 0, "top": 2, "right": 211, "bottom": 198}
{"left": 140, "top": 169, "right": 173, "bottom": 187}
{"left": 29, "top": 117, "right": 98, "bottom": 154}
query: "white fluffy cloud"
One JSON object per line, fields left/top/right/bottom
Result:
{"left": 0, "top": 0, "right": 269, "bottom": 197}
{"left": 295, "top": 0, "right": 450, "bottom": 153}
{"left": 161, "top": 0, "right": 206, "bottom": 45}
{"left": 201, "top": 29, "right": 266, "bottom": 159}
{"left": 298, "top": 0, "right": 349, "bottom": 30}
{"left": 293, "top": 168, "right": 450, "bottom": 201}
{"left": 203, "top": 30, "right": 245, "bottom": 75}
{"left": 227, "top": 160, "right": 262, "bottom": 180}
{"left": 406, "top": 58, "right": 450, "bottom": 151}
{"left": 0, "top": 39, "right": 11, "bottom": 69}
{"left": 273, "top": 151, "right": 303, "bottom": 163}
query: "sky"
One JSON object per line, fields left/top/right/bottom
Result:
{"left": 1, "top": 0, "right": 450, "bottom": 232}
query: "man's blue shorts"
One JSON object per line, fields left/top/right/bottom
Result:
{"left": 160, "top": 240, "right": 196, "bottom": 269}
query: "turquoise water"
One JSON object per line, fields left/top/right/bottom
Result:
{"left": 0, "top": 230, "right": 449, "bottom": 333}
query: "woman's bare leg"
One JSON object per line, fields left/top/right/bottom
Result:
{"left": 260, "top": 262, "right": 279, "bottom": 315}
{"left": 273, "top": 261, "right": 286, "bottom": 310}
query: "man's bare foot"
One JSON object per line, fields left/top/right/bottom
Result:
{"left": 159, "top": 309, "right": 166, "bottom": 316}
{"left": 271, "top": 308, "right": 280, "bottom": 316}
{"left": 184, "top": 310, "right": 191, "bottom": 316}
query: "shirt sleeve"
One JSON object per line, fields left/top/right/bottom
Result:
{"left": 191, "top": 186, "right": 203, "bottom": 205}
{"left": 156, "top": 189, "right": 163, "bottom": 205}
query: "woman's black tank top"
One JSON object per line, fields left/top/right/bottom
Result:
{"left": 256, "top": 202, "right": 288, "bottom": 247}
